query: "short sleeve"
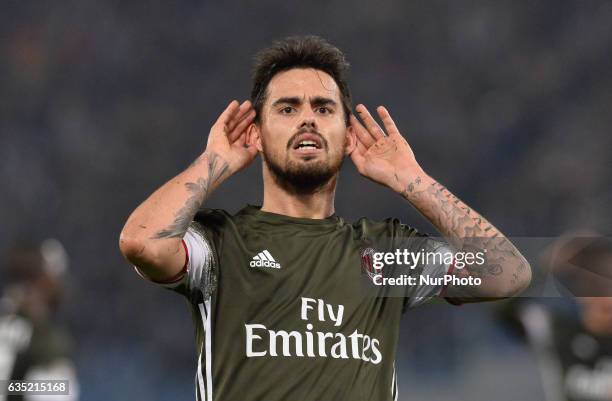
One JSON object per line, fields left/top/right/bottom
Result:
{"left": 133, "top": 223, "right": 216, "bottom": 304}
{"left": 402, "top": 238, "right": 454, "bottom": 310}
{"left": 388, "top": 222, "right": 454, "bottom": 312}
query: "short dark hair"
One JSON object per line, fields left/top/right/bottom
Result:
{"left": 250, "top": 35, "right": 352, "bottom": 126}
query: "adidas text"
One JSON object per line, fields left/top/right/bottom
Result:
{"left": 250, "top": 251, "right": 281, "bottom": 269}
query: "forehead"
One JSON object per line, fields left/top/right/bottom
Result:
{"left": 265, "top": 68, "right": 341, "bottom": 104}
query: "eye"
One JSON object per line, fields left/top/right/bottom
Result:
{"left": 280, "top": 106, "right": 295, "bottom": 114}
{"left": 317, "top": 107, "right": 332, "bottom": 114}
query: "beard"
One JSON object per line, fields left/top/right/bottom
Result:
{"left": 262, "top": 145, "right": 344, "bottom": 195}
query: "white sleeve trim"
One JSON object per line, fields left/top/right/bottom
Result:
{"left": 182, "top": 227, "right": 215, "bottom": 299}
{"left": 405, "top": 243, "right": 454, "bottom": 308}
{"left": 133, "top": 226, "right": 215, "bottom": 301}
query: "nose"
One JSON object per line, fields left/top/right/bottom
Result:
{"left": 299, "top": 116, "right": 316, "bottom": 130}
{"left": 298, "top": 107, "right": 318, "bottom": 130}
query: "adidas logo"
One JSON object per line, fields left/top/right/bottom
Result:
{"left": 250, "top": 250, "right": 281, "bottom": 269}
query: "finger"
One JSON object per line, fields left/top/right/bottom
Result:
{"left": 216, "top": 100, "right": 241, "bottom": 128}
{"left": 351, "top": 126, "right": 370, "bottom": 151}
{"left": 235, "top": 130, "right": 247, "bottom": 147}
{"left": 355, "top": 138, "right": 368, "bottom": 154}
{"left": 227, "top": 100, "right": 253, "bottom": 132}
{"left": 376, "top": 106, "right": 402, "bottom": 137}
{"left": 352, "top": 133, "right": 369, "bottom": 158}
{"left": 355, "top": 104, "right": 386, "bottom": 139}
{"left": 354, "top": 137, "right": 370, "bottom": 162}
{"left": 350, "top": 114, "right": 375, "bottom": 148}
{"left": 350, "top": 142, "right": 366, "bottom": 172}
{"left": 228, "top": 110, "right": 256, "bottom": 143}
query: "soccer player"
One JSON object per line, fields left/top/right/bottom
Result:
{"left": 119, "top": 36, "right": 532, "bottom": 401}
{"left": 499, "top": 235, "right": 612, "bottom": 401}
{"left": 0, "top": 240, "right": 79, "bottom": 401}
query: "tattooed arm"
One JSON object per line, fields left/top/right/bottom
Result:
{"left": 119, "top": 100, "right": 257, "bottom": 282}
{"left": 398, "top": 175, "right": 531, "bottom": 301}
{"left": 349, "top": 104, "right": 531, "bottom": 301}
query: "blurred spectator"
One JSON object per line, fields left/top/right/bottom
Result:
{"left": 0, "top": 239, "right": 79, "bottom": 401}
{"left": 499, "top": 234, "right": 612, "bottom": 401}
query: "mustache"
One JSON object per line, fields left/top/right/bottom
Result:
{"left": 286, "top": 127, "right": 328, "bottom": 150}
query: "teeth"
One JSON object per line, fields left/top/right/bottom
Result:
{"left": 298, "top": 140, "right": 317, "bottom": 148}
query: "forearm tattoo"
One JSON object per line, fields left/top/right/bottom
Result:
{"left": 402, "top": 177, "right": 529, "bottom": 283}
{"left": 151, "top": 153, "right": 229, "bottom": 240}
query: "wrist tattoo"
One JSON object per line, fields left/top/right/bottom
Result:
{"left": 400, "top": 176, "right": 422, "bottom": 197}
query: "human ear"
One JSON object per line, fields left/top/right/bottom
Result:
{"left": 248, "top": 123, "right": 263, "bottom": 152}
{"left": 344, "top": 125, "right": 357, "bottom": 155}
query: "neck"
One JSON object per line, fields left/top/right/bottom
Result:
{"left": 261, "top": 165, "right": 337, "bottom": 219}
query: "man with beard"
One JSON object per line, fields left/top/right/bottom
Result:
{"left": 119, "top": 36, "right": 531, "bottom": 401}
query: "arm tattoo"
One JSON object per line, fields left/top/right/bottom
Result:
{"left": 400, "top": 176, "right": 422, "bottom": 197}
{"left": 151, "top": 177, "right": 208, "bottom": 239}
{"left": 151, "top": 152, "right": 229, "bottom": 239}
{"left": 402, "top": 178, "right": 529, "bottom": 282}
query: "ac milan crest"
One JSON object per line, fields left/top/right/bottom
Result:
{"left": 360, "top": 246, "right": 381, "bottom": 283}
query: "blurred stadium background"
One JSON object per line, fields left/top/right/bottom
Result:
{"left": 1, "top": 1, "right": 611, "bottom": 400}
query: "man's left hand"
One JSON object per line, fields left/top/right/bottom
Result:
{"left": 350, "top": 104, "right": 425, "bottom": 193}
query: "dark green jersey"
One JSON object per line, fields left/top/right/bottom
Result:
{"left": 0, "top": 302, "right": 77, "bottom": 401}
{"left": 147, "top": 205, "right": 453, "bottom": 401}
{"left": 503, "top": 300, "right": 612, "bottom": 401}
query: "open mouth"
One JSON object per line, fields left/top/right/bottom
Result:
{"left": 291, "top": 133, "right": 324, "bottom": 151}
{"left": 295, "top": 140, "right": 320, "bottom": 150}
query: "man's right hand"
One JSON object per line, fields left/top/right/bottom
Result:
{"left": 204, "top": 100, "right": 258, "bottom": 176}
{"left": 119, "top": 100, "right": 257, "bottom": 282}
